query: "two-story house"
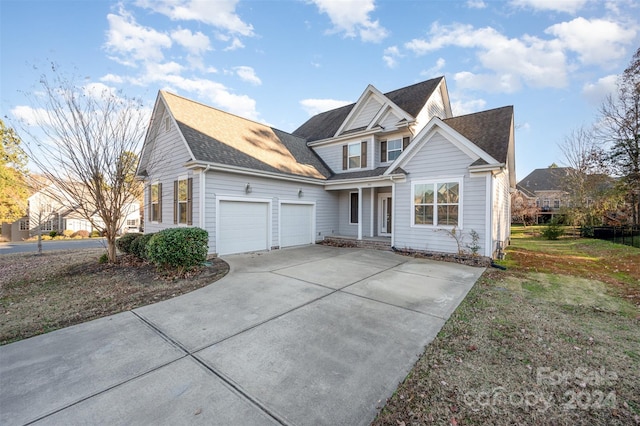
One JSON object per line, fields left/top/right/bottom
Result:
{"left": 137, "top": 77, "right": 515, "bottom": 258}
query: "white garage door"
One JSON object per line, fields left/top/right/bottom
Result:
{"left": 280, "top": 203, "right": 314, "bottom": 248}
{"left": 218, "top": 200, "right": 269, "bottom": 255}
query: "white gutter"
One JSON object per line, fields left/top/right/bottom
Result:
{"left": 306, "top": 123, "right": 416, "bottom": 148}
{"left": 184, "top": 161, "right": 327, "bottom": 186}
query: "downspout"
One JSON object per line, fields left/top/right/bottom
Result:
{"left": 390, "top": 176, "right": 396, "bottom": 248}
{"left": 357, "top": 186, "right": 363, "bottom": 240}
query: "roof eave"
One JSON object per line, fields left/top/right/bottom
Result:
{"left": 468, "top": 163, "right": 506, "bottom": 173}
{"left": 183, "top": 161, "right": 328, "bottom": 185}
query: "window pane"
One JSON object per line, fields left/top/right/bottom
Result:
{"left": 388, "top": 149, "right": 401, "bottom": 161}
{"left": 415, "top": 205, "right": 433, "bottom": 225}
{"left": 388, "top": 139, "right": 401, "bottom": 150}
{"left": 348, "top": 144, "right": 361, "bottom": 156}
{"left": 178, "top": 179, "right": 188, "bottom": 202}
{"left": 152, "top": 204, "right": 160, "bottom": 221}
{"left": 414, "top": 184, "right": 434, "bottom": 204}
{"left": 151, "top": 184, "right": 158, "bottom": 203}
{"left": 438, "top": 205, "right": 458, "bottom": 226}
{"left": 349, "top": 156, "right": 361, "bottom": 168}
{"left": 179, "top": 202, "right": 187, "bottom": 224}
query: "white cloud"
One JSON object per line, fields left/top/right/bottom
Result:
{"left": 383, "top": 46, "right": 401, "bottom": 68}
{"left": 171, "top": 28, "right": 211, "bottom": 55}
{"left": 309, "top": 0, "right": 389, "bottom": 43}
{"left": 405, "top": 23, "right": 567, "bottom": 92}
{"left": 300, "top": 98, "right": 351, "bottom": 116}
{"left": 546, "top": 17, "right": 637, "bottom": 65}
{"left": 135, "top": 0, "right": 254, "bottom": 36}
{"left": 234, "top": 66, "right": 262, "bottom": 85}
{"left": 467, "top": 0, "right": 487, "bottom": 9}
{"left": 82, "top": 82, "right": 118, "bottom": 99}
{"left": 582, "top": 74, "right": 618, "bottom": 104}
{"left": 100, "top": 74, "right": 124, "bottom": 84}
{"left": 104, "top": 9, "right": 172, "bottom": 66}
{"left": 223, "top": 37, "right": 245, "bottom": 51}
{"left": 510, "top": 0, "right": 589, "bottom": 14}
{"left": 11, "top": 105, "right": 48, "bottom": 127}
{"left": 449, "top": 96, "right": 487, "bottom": 116}
{"left": 420, "top": 57, "right": 446, "bottom": 78}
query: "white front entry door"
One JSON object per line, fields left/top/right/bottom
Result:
{"left": 378, "top": 193, "right": 392, "bottom": 235}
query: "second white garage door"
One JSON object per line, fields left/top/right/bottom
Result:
{"left": 218, "top": 200, "right": 269, "bottom": 255}
{"left": 280, "top": 203, "right": 314, "bottom": 248}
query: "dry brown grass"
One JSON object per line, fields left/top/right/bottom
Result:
{"left": 373, "top": 230, "right": 640, "bottom": 426}
{"left": 0, "top": 249, "right": 228, "bottom": 344}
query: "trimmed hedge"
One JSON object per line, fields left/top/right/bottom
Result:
{"left": 147, "top": 227, "right": 208, "bottom": 271}
{"left": 116, "top": 232, "right": 142, "bottom": 254}
{"left": 131, "top": 233, "right": 155, "bottom": 260}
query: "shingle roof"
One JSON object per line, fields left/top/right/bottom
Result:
{"left": 517, "top": 167, "right": 571, "bottom": 192}
{"left": 161, "top": 91, "right": 332, "bottom": 179}
{"left": 443, "top": 106, "right": 513, "bottom": 164}
{"left": 327, "top": 166, "right": 406, "bottom": 181}
{"left": 293, "top": 77, "right": 443, "bottom": 142}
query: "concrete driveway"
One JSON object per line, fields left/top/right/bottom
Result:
{"left": 0, "top": 245, "right": 484, "bottom": 426}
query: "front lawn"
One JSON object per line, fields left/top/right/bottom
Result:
{"left": 374, "top": 226, "right": 640, "bottom": 425}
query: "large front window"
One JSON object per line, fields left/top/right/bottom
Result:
{"left": 413, "top": 180, "right": 461, "bottom": 227}
{"left": 348, "top": 143, "right": 361, "bottom": 169}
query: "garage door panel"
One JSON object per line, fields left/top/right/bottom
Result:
{"left": 219, "top": 201, "right": 269, "bottom": 255}
{"left": 281, "top": 204, "right": 313, "bottom": 248}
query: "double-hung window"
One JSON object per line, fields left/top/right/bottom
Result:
{"left": 413, "top": 179, "right": 461, "bottom": 227}
{"left": 381, "top": 137, "right": 410, "bottom": 162}
{"left": 342, "top": 141, "right": 367, "bottom": 170}
{"left": 348, "top": 143, "right": 361, "bottom": 169}
{"left": 150, "top": 182, "right": 162, "bottom": 222}
{"left": 174, "top": 176, "right": 192, "bottom": 225}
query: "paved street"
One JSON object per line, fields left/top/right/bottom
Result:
{"left": 0, "top": 238, "right": 107, "bottom": 255}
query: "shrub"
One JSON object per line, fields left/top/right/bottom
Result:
{"left": 116, "top": 232, "right": 142, "bottom": 255}
{"left": 98, "top": 253, "right": 109, "bottom": 264}
{"left": 90, "top": 230, "right": 101, "bottom": 238}
{"left": 131, "top": 233, "right": 155, "bottom": 260}
{"left": 72, "top": 230, "right": 90, "bottom": 238}
{"left": 542, "top": 219, "right": 565, "bottom": 240}
{"left": 146, "top": 227, "right": 208, "bottom": 271}
{"left": 63, "top": 229, "right": 74, "bottom": 238}
{"left": 49, "top": 230, "right": 58, "bottom": 238}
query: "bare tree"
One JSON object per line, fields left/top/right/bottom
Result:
{"left": 599, "top": 47, "right": 640, "bottom": 224}
{"left": 559, "top": 126, "right": 619, "bottom": 226}
{"left": 15, "top": 67, "right": 147, "bottom": 262}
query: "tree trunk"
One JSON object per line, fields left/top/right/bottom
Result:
{"left": 106, "top": 233, "right": 117, "bottom": 263}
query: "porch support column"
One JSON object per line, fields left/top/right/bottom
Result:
{"left": 357, "top": 186, "right": 362, "bottom": 240}
{"left": 391, "top": 181, "right": 396, "bottom": 247}
{"left": 370, "top": 187, "right": 375, "bottom": 238}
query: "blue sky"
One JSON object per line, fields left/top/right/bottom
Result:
{"left": 1, "top": 0, "right": 639, "bottom": 180}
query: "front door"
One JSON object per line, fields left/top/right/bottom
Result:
{"left": 378, "top": 193, "right": 392, "bottom": 235}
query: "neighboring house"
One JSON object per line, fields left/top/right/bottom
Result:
{"left": 137, "top": 77, "right": 515, "bottom": 258}
{"left": 516, "top": 167, "right": 571, "bottom": 223}
{"left": 1, "top": 183, "right": 140, "bottom": 241}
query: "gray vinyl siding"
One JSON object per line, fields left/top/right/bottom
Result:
{"left": 312, "top": 144, "right": 341, "bottom": 173}
{"left": 378, "top": 108, "right": 402, "bottom": 129}
{"left": 336, "top": 188, "right": 376, "bottom": 237}
{"left": 143, "top": 118, "right": 200, "bottom": 235}
{"left": 205, "top": 171, "right": 338, "bottom": 254}
{"left": 347, "top": 96, "right": 382, "bottom": 130}
{"left": 393, "top": 132, "right": 487, "bottom": 255}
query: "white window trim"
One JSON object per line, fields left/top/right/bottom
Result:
{"left": 411, "top": 177, "right": 463, "bottom": 229}
{"left": 150, "top": 181, "right": 161, "bottom": 223}
{"left": 349, "top": 191, "right": 359, "bottom": 225}
{"left": 348, "top": 142, "right": 361, "bottom": 170}
{"left": 385, "top": 138, "right": 402, "bottom": 163}
{"left": 177, "top": 174, "right": 188, "bottom": 226}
